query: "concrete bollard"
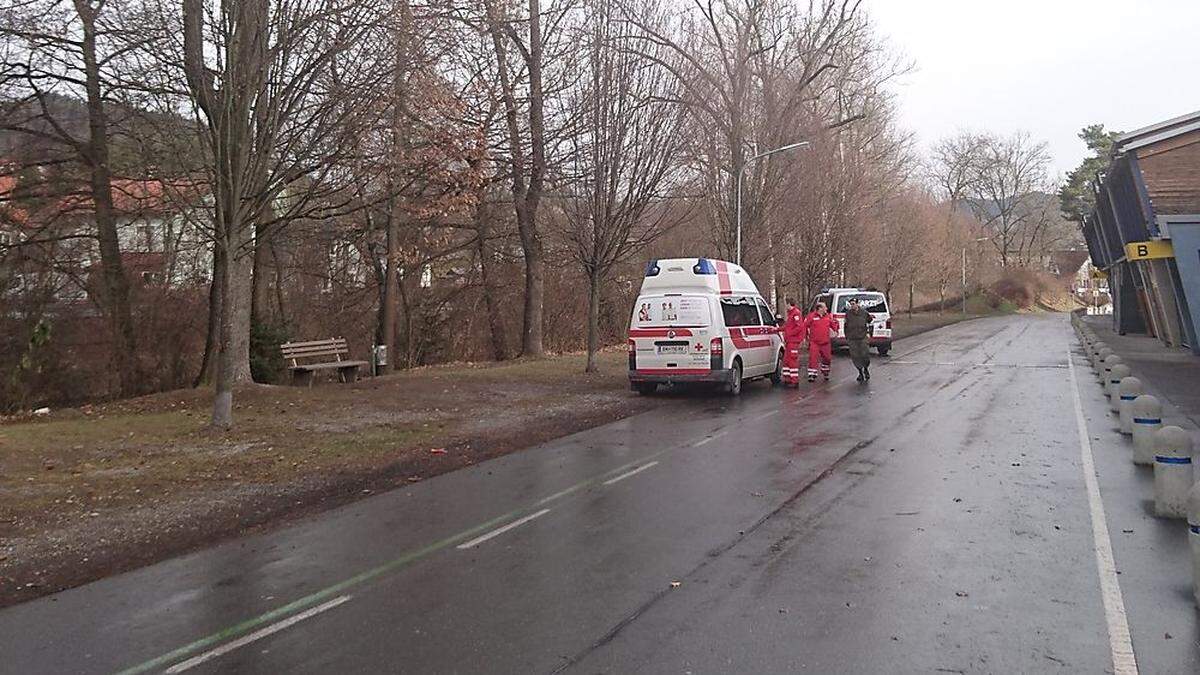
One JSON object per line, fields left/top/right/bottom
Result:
{"left": 1118, "top": 377, "right": 1143, "bottom": 434}
{"left": 1188, "top": 484, "right": 1200, "bottom": 606}
{"left": 1102, "top": 354, "right": 1122, "bottom": 386}
{"left": 1154, "top": 426, "right": 1193, "bottom": 519}
{"left": 1108, "top": 364, "right": 1131, "bottom": 412}
{"left": 1091, "top": 345, "right": 1108, "bottom": 372}
{"left": 1132, "top": 395, "right": 1163, "bottom": 466}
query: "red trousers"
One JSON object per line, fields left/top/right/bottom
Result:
{"left": 808, "top": 341, "right": 832, "bottom": 379}
{"left": 782, "top": 341, "right": 803, "bottom": 386}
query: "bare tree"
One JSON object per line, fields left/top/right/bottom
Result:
{"left": 1, "top": 0, "right": 141, "bottom": 396}
{"left": 931, "top": 130, "right": 1054, "bottom": 268}
{"left": 619, "top": 0, "right": 871, "bottom": 280}
{"left": 561, "top": 0, "right": 688, "bottom": 372}
{"left": 483, "top": 0, "right": 553, "bottom": 357}
{"left": 178, "top": 0, "right": 390, "bottom": 427}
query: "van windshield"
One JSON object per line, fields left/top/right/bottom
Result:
{"left": 837, "top": 293, "right": 888, "bottom": 313}
{"left": 633, "top": 295, "right": 710, "bottom": 327}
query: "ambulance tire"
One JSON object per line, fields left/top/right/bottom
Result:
{"left": 726, "top": 360, "right": 743, "bottom": 396}
{"left": 634, "top": 382, "right": 658, "bottom": 396}
{"left": 770, "top": 351, "right": 783, "bottom": 386}
{"left": 876, "top": 345, "right": 890, "bottom": 356}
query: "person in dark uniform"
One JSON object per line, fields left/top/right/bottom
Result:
{"left": 843, "top": 297, "right": 873, "bottom": 382}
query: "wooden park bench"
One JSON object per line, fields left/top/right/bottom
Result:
{"left": 279, "top": 338, "right": 369, "bottom": 386}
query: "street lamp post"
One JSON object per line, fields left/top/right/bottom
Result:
{"left": 735, "top": 141, "right": 809, "bottom": 266}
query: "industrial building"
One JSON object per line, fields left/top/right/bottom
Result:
{"left": 1081, "top": 110, "right": 1200, "bottom": 355}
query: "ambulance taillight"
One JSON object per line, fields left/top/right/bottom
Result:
{"left": 709, "top": 337, "right": 723, "bottom": 370}
{"left": 885, "top": 319, "right": 892, "bottom": 329}
{"left": 628, "top": 339, "right": 636, "bottom": 370}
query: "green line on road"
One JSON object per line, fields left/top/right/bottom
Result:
{"left": 115, "top": 446, "right": 682, "bottom": 675}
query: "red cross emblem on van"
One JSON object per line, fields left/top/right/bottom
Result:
{"left": 667, "top": 330, "right": 676, "bottom": 339}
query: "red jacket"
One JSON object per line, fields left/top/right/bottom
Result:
{"left": 804, "top": 311, "right": 839, "bottom": 345}
{"left": 783, "top": 307, "right": 805, "bottom": 343}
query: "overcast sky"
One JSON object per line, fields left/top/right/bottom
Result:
{"left": 864, "top": 0, "right": 1200, "bottom": 178}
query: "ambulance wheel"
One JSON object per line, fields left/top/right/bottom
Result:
{"left": 770, "top": 352, "right": 783, "bottom": 386}
{"left": 634, "top": 383, "right": 657, "bottom": 396}
{"left": 876, "top": 345, "right": 890, "bottom": 356}
{"left": 726, "top": 361, "right": 743, "bottom": 396}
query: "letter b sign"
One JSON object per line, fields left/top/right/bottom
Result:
{"left": 1136, "top": 244, "right": 1149, "bottom": 257}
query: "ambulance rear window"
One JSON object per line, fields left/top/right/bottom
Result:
{"left": 633, "top": 295, "right": 710, "bottom": 326}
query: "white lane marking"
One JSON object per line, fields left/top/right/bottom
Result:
{"left": 536, "top": 484, "right": 583, "bottom": 506}
{"left": 164, "top": 595, "right": 351, "bottom": 673}
{"left": 693, "top": 431, "right": 726, "bottom": 447}
{"left": 1067, "top": 348, "right": 1139, "bottom": 675}
{"left": 754, "top": 410, "right": 779, "bottom": 421}
{"left": 456, "top": 508, "right": 551, "bottom": 550}
{"left": 602, "top": 461, "right": 660, "bottom": 486}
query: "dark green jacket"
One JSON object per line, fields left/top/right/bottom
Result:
{"left": 843, "top": 307, "right": 872, "bottom": 340}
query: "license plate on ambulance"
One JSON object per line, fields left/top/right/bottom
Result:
{"left": 657, "top": 344, "right": 687, "bottom": 355}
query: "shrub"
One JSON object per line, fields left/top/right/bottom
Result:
{"left": 250, "top": 320, "right": 290, "bottom": 384}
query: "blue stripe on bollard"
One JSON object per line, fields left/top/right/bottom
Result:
{"left": 1155, "top": 455, "right": 1191, "bottom": 464}
{"left": 1120, "top": 395, "right": 1137, "bottom": 401}
{"left": 1133, "top": 417, "right": 1162, "bottom": 424}
{"left": 1191, "top": 524, "right": 1200, "bottom": 535}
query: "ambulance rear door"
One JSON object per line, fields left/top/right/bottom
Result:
{"left": 629, "top": 294, "right": 714, "bottom": 374}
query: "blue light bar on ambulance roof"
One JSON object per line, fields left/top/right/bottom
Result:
{"left": 645, "top": 259, "right": 660, "bottom": 276}
{"left": 693, "top": 257, "right": 717, "bottom": 275}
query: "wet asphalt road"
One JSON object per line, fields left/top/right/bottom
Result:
{"left": 2, "top": 314, "right": 1198, "bottom": 674}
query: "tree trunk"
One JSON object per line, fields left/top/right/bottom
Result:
{"left": 271, "top": 242, "right": 286, "bottom": 321}
{"left": 76, "top": 0, "right": 138, "bottom": 397}
{"left": 380, "top": 0, "right": 412, "bottom": 374}
{"left": 519, "top": 225, "right": 544, "bottom": 357}
{"left": 211, "top": 225, "right": 253, "bottom": 428}
{"left": 585, "top": 269, "right": 601, "bottom": 373}
{"left": 908, "top": 281, "right": 914, "bottom": 315}
{"left": 520, "top": 0, "right": 547, "bottom": 358}
{"left": 381, "top": 208, "right": 399, "bottom": 373}
{"left": 194, "top": 246, "right": 224, "bottom": 386}
{"left": 475, "top": 204, "right": 508, "bottom": 361}
{"left": 250, "top": 222, "right": 272, "bottom": 329}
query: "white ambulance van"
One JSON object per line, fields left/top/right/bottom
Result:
{"left": 628, "top": 257, "right": 783, "bottom": 396}
{"left": 809, "top": 287, "right": 893, "bottom": 355}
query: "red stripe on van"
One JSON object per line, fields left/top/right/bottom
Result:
{"left": 629, "top": 328, "right": 695, "bottom": 338}
{"left": 728, "top": 327, "right": 773, "bottom": 349}
{"left": 715, "top": 260, "right": 732, "bottom": 295}
{"left": 633, "top": 368, "right": 710, "bottom": 375}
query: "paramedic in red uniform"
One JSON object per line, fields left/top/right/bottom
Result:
{"left": 781, "top": 298, "right": 804, "bottom": 387}
{"left": 803, "top": 301, "right": 839, "bottom": 382}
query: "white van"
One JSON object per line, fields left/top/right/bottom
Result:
{"left": 809, "top": 287, "right": 893, "bottom": 355}
{"left": 628, "top": 258, "right": 783, "bottom": 396}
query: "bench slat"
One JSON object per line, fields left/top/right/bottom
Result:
{"left": 281, "top": 338, "right": 348, "bottom": 348}
{"left": 292, "top": 360, "right": 368, "bottom": 371}
{"left": 281, "top": 346, "right": 349, "bottom": 357}
{"left": 281, "top": 341, "right": 347, "bottom": 348}
{"left": 281, "top": 343, "right": 348, "bottom": 353}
